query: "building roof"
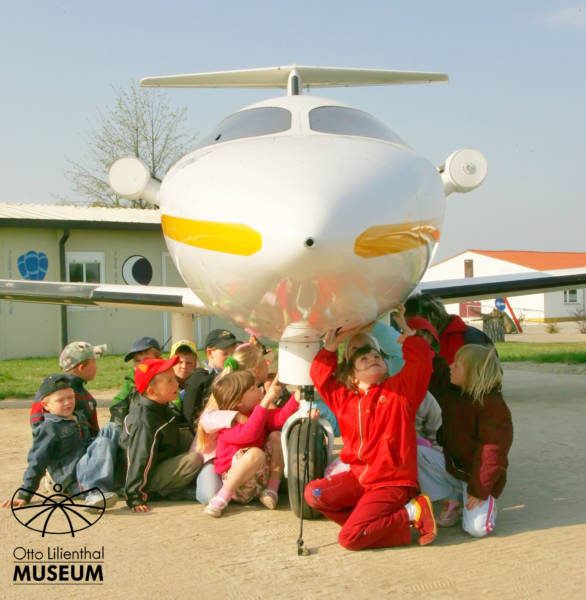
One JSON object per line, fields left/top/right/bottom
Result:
{"left": 0, "top": 202, "right": 161, "bottom": 231}
{"left": 440, "top": 249, "right": 586, "bottom": 271}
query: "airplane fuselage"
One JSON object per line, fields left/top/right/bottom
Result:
{"left": 160, "top": 95, "right": 445, "bottom": 341}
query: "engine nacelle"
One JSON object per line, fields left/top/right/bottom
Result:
{"left": 108, "top": 156, "right": 161, "bottom": 206}
{"left": 439, "top": 149, "right": 487, "bottom": 196}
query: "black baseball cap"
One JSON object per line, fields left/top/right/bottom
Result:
{"left": 38, "top": 374, "right": 73, "bottom": 400}
{"left": 205, "top": 329, "right": 238, "bottom": 349}
{"left": 124, "top": 336, "right": 162, "bottom": 362}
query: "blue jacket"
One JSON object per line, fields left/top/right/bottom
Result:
{"left": 18, "top": 412, "right": 91, "bottom": 502}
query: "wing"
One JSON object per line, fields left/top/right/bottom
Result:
{"left": 416, "top": 268, "right": 586, "bottom": 303}
{"left": 0, "top": 279, "right": 210, "bottom": 314}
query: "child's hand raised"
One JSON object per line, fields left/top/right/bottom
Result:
{"left": 392, "top": 304, "right": 415, "bottom": 343}
{"left": 323, "top": 326, "right": 363, "bottom": 352}
{"left": 262, "top": 375, "right": 283, "bottom": 407}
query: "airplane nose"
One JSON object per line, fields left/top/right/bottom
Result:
{"left": 161, "top": 134, "right": 444, "bottom": 340}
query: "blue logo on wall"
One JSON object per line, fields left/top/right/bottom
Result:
{"left": 17, "top": 251, "right": 48, "bottom": 280}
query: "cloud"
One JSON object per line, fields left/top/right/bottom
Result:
{"left": 541, "top": 2, "right": 586, "bottom": 30}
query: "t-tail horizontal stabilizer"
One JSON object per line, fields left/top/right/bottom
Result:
{"left": 140, "top": 65, "right": 449, "bottom": 92}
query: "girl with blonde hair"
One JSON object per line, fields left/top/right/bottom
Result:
{"left": 419, "top": 344, "right": 513, "bottom": 537}
{"left": 200, "top": 370, "right": 298, "bottom": 517}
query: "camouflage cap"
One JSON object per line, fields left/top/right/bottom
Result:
{"left": 59, "top": 341, "right": 107, "bottom": 371}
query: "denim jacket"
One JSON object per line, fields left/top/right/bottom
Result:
{"left": 18, "top": 412, "right": 91, "bottom": 502}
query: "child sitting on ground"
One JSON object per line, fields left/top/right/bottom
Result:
{"left": 119, "top": 356, "right": 203, "bottom": 512}
{"left": 3, "top": 374, "right": 119, "bottom": 510}
{"left": 304, "top": 306, "right": 438, "bottom": 550}
{"left": 201, "top": 371, "right": 298, "bottom": 517}
{"left": 109, "top": 336, "right": 162, "bottom": 426}
{"left": 29, "top": 341, "right": 104, "bottom": 437}
{"left": 192, "top": 343, "right": 272, "bottom": 504}
{"left": 419, "top": 344, "right": 513, "bottom": 537}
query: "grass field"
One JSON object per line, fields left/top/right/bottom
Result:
{"left": 494, "top": 342, "right": 586, "bottom": 364}
{"left": 1, "top": 343, "right": 585, "bottom": 399}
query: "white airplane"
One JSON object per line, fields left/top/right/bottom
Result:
{"left": 3, "top": 65, "right": 584, "bottom": 380}
{"left": 2, "top": 65, "right": 586, "bottom": 374}
{"left": 2, "top": 65, "right": 585, "bottom": 521}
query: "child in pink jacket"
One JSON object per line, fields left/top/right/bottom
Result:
{"left": 199, "top": 371, "right": 297, "bottom": 517}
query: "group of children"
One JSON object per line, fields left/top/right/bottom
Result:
{"left": 3, "top": 293, "right": 513, "bottom": 553}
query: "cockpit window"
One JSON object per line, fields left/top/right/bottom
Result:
{"left": 195, "top": 107, "right": 291, "bottom": 149}
{"left": 309, "top": 106, "right": 406, "bottom": 145}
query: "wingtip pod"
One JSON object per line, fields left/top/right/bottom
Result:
{"left": 108, "top": 157, "right": 161, "bottom": 206}
{"left": 439, "top": 149, "right": 488, "bottom": 196}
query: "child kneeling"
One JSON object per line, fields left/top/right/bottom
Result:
{"left": 420, "top": 344, "right": 513, "bottom": 537}
{"left": 3, "top": 374, "right": 119, "bottom": 510}
{"left": 304, "top": 308, "right": 438, "bottom": 550}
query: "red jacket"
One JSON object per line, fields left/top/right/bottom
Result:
{"left": 214, "top": 394, "right": 298, "bottom": 474}
{"left": 439, "top": 315, "right": 493, "bottom": 365}
{"left": 430, "top": 356, "right": 513, "bottom": 499}
{"left": 310, "top": 336, "right": 434, "bottom": 490}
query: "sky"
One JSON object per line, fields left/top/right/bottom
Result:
{"left": 0, "top": 0, "right": 584, "bottom": 261}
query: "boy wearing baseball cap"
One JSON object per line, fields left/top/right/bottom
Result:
{"left": 29, "top": 341, "right": 105, "bottom": 437}
{"left": 109, "top": 336, "right": 162, "bottom": 426}
{"left": 3, "top": 374, "right": 119, "bottom": 509}
{"left": 182, "top": 329, "right": 238, "bottom": 427}
{"left": 119, "top": 356, "right": 202, "bottom": 512}
{"left": 170, "top": 339, "right": 198, "bottom": 390}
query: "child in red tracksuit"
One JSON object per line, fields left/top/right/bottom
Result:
{"left": 304, "top": 309, "right": 438, "bottom": 550}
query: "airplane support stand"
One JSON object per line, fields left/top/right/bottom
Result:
{"left": 296, "top": 385, "right": 315, "bottom": 557}
{"left": 170, "top": 312, "right": 194, "bottom": 346}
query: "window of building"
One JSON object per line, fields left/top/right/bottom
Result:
{"left": 66, "top": 252, "right": 104, "bottom": 284}
{"left": 563, "top": 289, "right": 577, "bottom": 304}
{"left": 309, "top": 106, "right": 407, "bottom": 145}
{"left": 464, "top": 259, "right": 474, "bottom": 278}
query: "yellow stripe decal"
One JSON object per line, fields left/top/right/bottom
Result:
{"left": 162, "top": 215, "right": 262, "bottom": 256}
{"left": 354, "top": 221, "right": 440, "bottom": 258}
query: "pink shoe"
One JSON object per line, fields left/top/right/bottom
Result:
{"left": 204, "top": 495, "right": 229, "bottom": 518}
{"left": 436, "top": 500, "right": 461, "bottom": 527}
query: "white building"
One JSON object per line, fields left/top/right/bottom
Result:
{"left": 424, "top": 250, "right": 586, "bottom": 323}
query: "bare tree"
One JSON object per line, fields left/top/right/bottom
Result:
{"left": 64, "top": 83, "right": 197, "bottom": 208}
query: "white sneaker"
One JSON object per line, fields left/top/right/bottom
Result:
{"left": 84, "top": 491, "right": 118, "bottom": 511}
